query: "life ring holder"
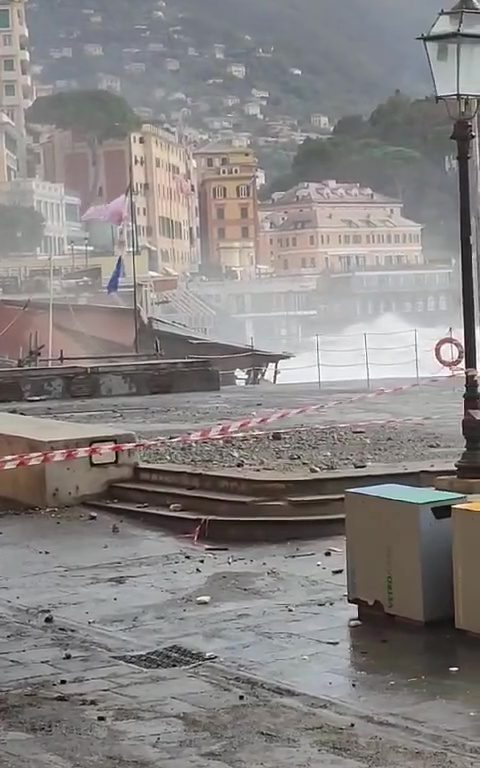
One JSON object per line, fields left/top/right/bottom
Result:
{"left": 434, "top": 336, "right": 464, "bottom": 369}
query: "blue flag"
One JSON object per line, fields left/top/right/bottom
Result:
{"left": 107, "top": 256, "right": 123, "bottom": 294}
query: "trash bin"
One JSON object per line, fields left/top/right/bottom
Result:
{"left": 345, "top": 484, "right": 465, "bottom": 623}
{"left": 452, "top": 501, "right": 480, "bottom": 635}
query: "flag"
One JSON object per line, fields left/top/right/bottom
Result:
{"left": 107, "top": 256, "right": 124, "bottom": 294}
{"left": 82, "top": 194, "right": 129, "bottom": 226}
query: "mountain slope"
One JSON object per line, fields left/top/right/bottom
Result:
{"left": 28, "top": 0, "right": 441, "bottom": 117}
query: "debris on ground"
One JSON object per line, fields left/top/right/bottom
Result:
{"left": 142, "top": 423, "right": 459, "bottom": 473}
{"left": 196, "top": 595, "right": 211, "bottom": 605}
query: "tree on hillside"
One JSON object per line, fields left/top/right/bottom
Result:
{"left": 26, "top": 90, "right": 140, "bottom": 205}
{"left": 266, "top": 93, "right": 458, "bottom": 256}
{"left": 0, "top": 205, "right": 44, "bottom": 255}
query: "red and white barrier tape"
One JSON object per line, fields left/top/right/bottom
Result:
{"left": 0, "top": 375, "right": 447, "bottom": 472}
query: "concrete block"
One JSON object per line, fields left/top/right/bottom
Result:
{"left": 0, "top": 413, "right": 137, "bottom": 508}
{"left": 436, "top": 475, "right": 480, "bottom": 494}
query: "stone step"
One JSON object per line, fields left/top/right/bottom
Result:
{"left": 87, "top": 499, "right": 344, "bottom": 542}
{"left": 108, "top": 481, "right": 344, "bottom": 519}
{"left": 135, "top": 462, "right": 455, "bottom": 498}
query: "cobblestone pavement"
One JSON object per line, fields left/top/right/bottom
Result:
{"left": 1, "top": 508, "right": 480, "bottom": 766}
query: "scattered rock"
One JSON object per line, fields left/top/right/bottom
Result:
{"left": 44, "top": 614, "right": 54, "bottom": 624}
{"left": 169, "top": 503, "right": 183, "bottom": 513}
{"left": 287, "top": 605, "right": 295, "bottom": 613}
{"left": 88, "top": 511, "right": 98, "bottom": 521}
{"left": 196, "top": 595, "right": 211, "bottom": 605}
{"left": 59, "top": 679, "right": 67, "bottom": 685}
{"left": 348, "top": 619, "right": 362, "bottom": 628}
{"left": 353, "top": 462, "right": 368, "bottom": 469}
{"left": 332, "top": 568, "right": 344, "bottom": 575}
{"left": 97, "top": 714, "right": 106, "bottom": 722}
{"left": 238, "top": 693, "right": 245, "bottom": 701}
{"left": 63, "top": 651, "right": 72, "bottom": 660}
{"left": 54, "top": 694, "right": 69, "bottom": 702}
{"left": 111, "top": 524, "right": 120, "bottom": 534}
{"left": 270, "top": 432, "right": 282, "bottom": 441}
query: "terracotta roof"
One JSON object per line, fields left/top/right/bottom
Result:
{"left": 269, "top": 181, "right": 397, "bottom": 206}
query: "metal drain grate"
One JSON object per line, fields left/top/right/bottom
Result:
{"left": 114, "top": 644, "right": 214, "bottom": 670}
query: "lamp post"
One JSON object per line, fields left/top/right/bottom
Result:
{"left": 420, "top": 0, "right": 480, "bottom": 478}
{"left": 84, "top": 235, "right": 89, "bottom": 269}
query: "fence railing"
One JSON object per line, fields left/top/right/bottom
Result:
{"left": 272, "top": 327, "right": 460, "bottom": 389}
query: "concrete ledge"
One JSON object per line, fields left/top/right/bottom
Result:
{"left": 435, "top": 475, "right": 480, "bottom": 494}
{"left": 0, "top": 359, "right": 220, "bottom": 403}
{"left": 0, "top": 414, "right": 137, "bottom": 508}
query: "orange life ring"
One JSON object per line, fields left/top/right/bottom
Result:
{"left": 435, "top": 336, "right": 464, "bottom": 368}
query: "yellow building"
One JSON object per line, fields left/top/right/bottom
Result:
{"left": 259, "top": 181, "right": 423, "bottom": 275}
{"left": 195, "top": 141, "right": 258, "bottom": 277}
{"left": 131, "top": 124, "right": 199, "bottom": 274}
{"left": 39, "top": 123, "right": 199, "bottom": 276}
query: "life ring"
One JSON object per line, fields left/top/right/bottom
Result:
{"left": 435, "top": 336, "right": 464, "bottom": 368}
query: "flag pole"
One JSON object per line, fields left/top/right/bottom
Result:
{"left": 128, "top": 134, "right": 140, "bottom": 354}
{"left": 47, "top": 251, "right": 54, "bottom": 366}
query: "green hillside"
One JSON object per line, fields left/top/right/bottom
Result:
{"left": 29, "top": 0, "right": 441, "bottom": 117}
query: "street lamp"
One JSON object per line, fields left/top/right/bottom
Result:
{"left": 420, "top": 0, "right": 480, "bottom": 478}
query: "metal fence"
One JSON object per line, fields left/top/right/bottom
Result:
{"left": 273, "top": 327, "right": 460, "bottom": 389}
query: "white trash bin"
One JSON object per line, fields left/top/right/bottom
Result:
{"left": 346, "top": 484, "right": 465, "bottom": 623}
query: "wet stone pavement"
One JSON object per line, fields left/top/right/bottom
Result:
{"left": 1, "top": 509, "right": 480, "bottom": 765}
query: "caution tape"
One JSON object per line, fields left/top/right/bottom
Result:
{"left": 0, "top": 375, "right": 447, "bottom": 472}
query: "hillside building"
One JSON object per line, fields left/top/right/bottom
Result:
{"left": 195, "top": 141, "right": 258, "bottom": 277}
{"left": 259, "top": 181, "right": 423, "bottom": 274}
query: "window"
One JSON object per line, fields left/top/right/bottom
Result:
{"left": 352, "top": 234, "right": 361, "bottom": 245}
{"left": 344, "top": 235, "right": 351, "bottom": 245}
{"left": 240, "top": 206, "right": 248, "bottom": 220}
{"left": 221, "top": 156, "right": 228, "bottom": 166}
{"left": 310, "top": 257, "right": 316, "bottom": 267}
{"left": 241, "top": 226, "right": 249, "bottom": 238}
{"left": 217, "top": 206, "right": 225, "bottom": 220}
{"left": 3, "top": 58, "right": 14, "bottom": 72}
{"left": 237, "top": 184, "right": 250, "bottom": 198}
{"left": 292, "top": 237, "right": 297, "bottom": 247}
{"left": 301, "top": 257, "right": 306, "bottom": 268}
{"left": 366, "top": 234, "right": 371, "bottom": 244}
{"left": 387, "top": 233, "right": 392, "bottom": 244}
{"left": 156, "top": 158, "right": 160, "bottom": 168}
{"left": 207, "top": 157, "right": 214, "bottom": 168}
{"left": 4, "top": 83, "right": 15, "bottom": 97}
{"left": 213, "top": 185, "right": 226, "bottom": 200}
{"left": 285, "top": 237, "right": 290, "bottom": 247}
{"left": 310, "top": 235, "right": 315, "bottom": 246}
{"left": 402, "top": 233, "right": 407, "bottom": 243}
{"left": 0, "top": 10, "right": 10, "bottom": 29}
{"left": 394, "top": 234, "right": 400, "bottom": 244}
{"left": 283, "top": 258, "right": 288, "bottom": 270}
{"left": 217, "top": 227, "right": 226, "bottom": 240}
